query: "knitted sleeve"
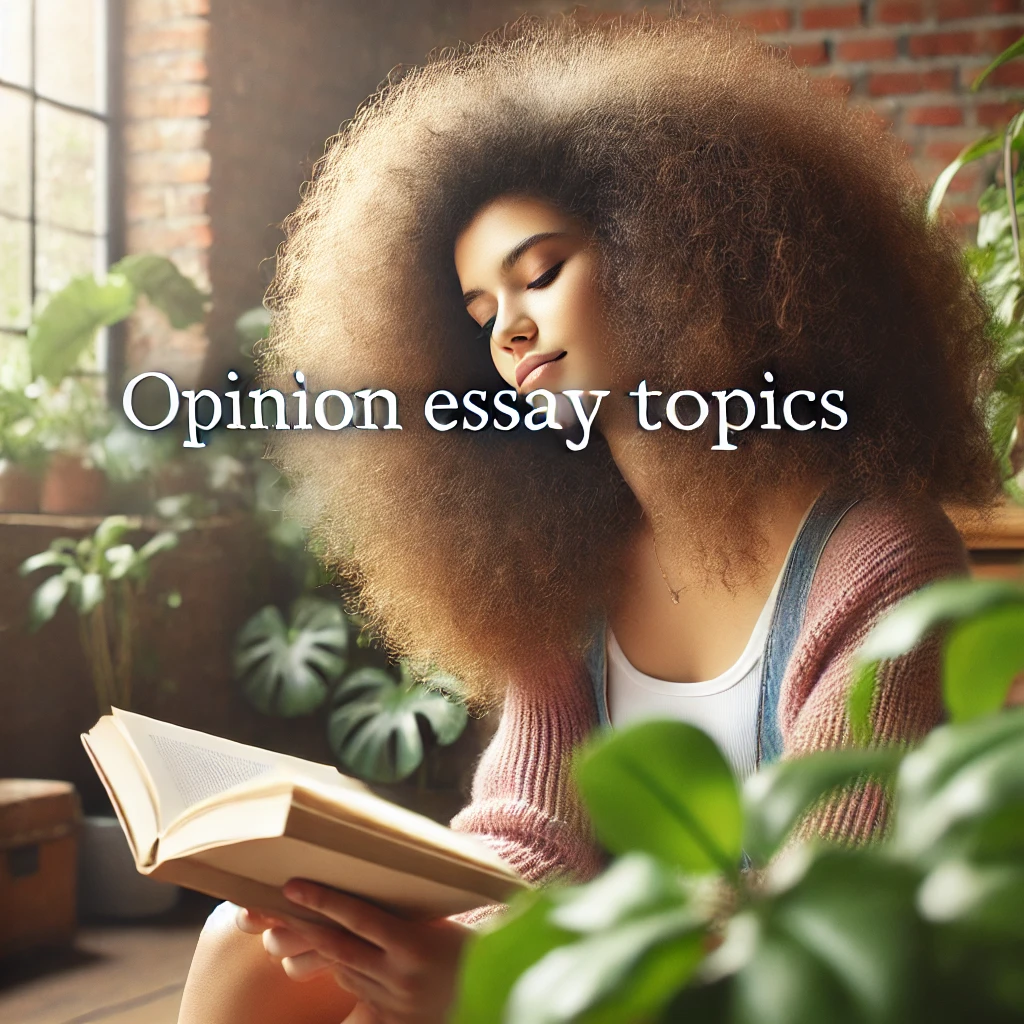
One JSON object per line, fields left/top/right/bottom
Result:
{"left": 448, "top": 655, "right": 605, "bottom": 925}
{"left": 779, "top": 496, "right": 970, "bottom": 842}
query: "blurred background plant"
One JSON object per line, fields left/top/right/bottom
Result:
{"left": 19, "top": 515, "right": 180, "bottom": 716}
{"left": 928, "top": 37, "right": 1024, "bottom": 502}
{"left": 453, "top": 575, "right": 1024, "bottom": 1024}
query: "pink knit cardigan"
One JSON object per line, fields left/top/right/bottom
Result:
{"left": 450, "top": 497, "right": 968, "bottom": 913}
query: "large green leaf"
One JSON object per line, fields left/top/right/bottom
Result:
{"left": 111, "top": 254, "right": 207, "bottom": 328}
{"left": 93, "top": 515, "right": 133, "bottom": 554}
{"left": 918, "top": 860, "right": 1024, "bottom": 940}
{"left": 327, "top": 666, "right": 467, "bottom": 783}
{"left": 28, "top": 274, "right": 136, "bottom": 383}
{"left": 971, "top": 33, "right": 1024, "bottom": 91}
{"left": 451, "top": 893, "right": 573, "bottom": 1024}
{"left": 927, "top": 132, "right": 1001, "bottom": 221}
{"left": 234, "top": 597, "right": 347, "bottom": 718}
{"left": 943, "top": 605, "right": 1024, "bottom": 722}
{"left": 574, "top": 720, "right": 742, "bottom": 875}
{"left": 743, "top": 746, "right": 905, "bottom": 866}
{"left": 19, "top": 549, "right": 75, "bottom": 576}
{"left": 849, "top": 579, "right": 1024, "bottom": 741}
{"left": 734, "top": 852, "right": 921, "bottom": 1024}
{"left": 28, "top": 572, "right": 69, "bottom": 630}
{"left": 892, "top": 708, "right": 1024, "bottom": 864}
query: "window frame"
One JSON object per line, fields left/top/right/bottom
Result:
{"left": 0, "top": 0, "right": 125, "bottom": 402}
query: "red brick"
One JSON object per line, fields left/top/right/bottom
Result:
{"left": 875, "top": 0, "right": 926, "bottom": 23}
{"left": 127, "top": 220, "right": 211, "bottom": 254}
{"left": 730, "top": 7, "right": 793, "bottom": 32}
{"left": 127, "top": 0, "right": 209, "bottom": 24}
{"left": 125, "top": 84, "right": 210, "bottom": 119}
{"left": 127, "top": 150, "right": 211, "bottom": 186}
{"left": 909, "top": 31, "right": 979, "bottom": 57}
{"left": 977, "top": 100, "right": 1023, "bottom": 126}
{"left": 905, "top": 104, "right": 965, "bottom": 125}
{"left": 126, "top": 54, "right": 207, "bottom": 89}
{"left": 801, "top": 3, "right": 862, "bottom": 28}
{"left": 937, "top": 0, "right": 1022, "bottom": 16}
{"left": 868, "top": 69, "right": 957, "bottom": 94}
{"left": 945, "top": 163, "right": 981, "bottom": 191}
{"left": 924, "top": 139, "right": 977, "bottom": 160}
{"left": 124, "top": 119, "right": 208, "bottom": 153}
{"left": 787, "top": 41, "right": 830, "bottom": 66}
{"left": 972, "top": 60, "right": 1024, "bottom": 86}
{"left": 836, "top": 36, "right": 900, "bottom": 60}
{"left": 125, "top": 19, "right": 208, "bottom": 57}
{"left": 981, "top": 27, "right": 1024, "bottom": 54}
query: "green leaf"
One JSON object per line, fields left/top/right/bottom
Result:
{"left": 235, "top": 306, "right": 271, "bottom": 349}
{"left": 166, "top": 589, "right": 182, "bottom": 609}
{"left": 28, "top": 572, "right": 69, "bottom": 630}
{"left": 28, "top": 274, "right": 135, "bottom": 383}
{"left": 893, "top": 707, "right": 1024, "bottom": 864}
{"left": 327, "top": 666, "right": 466, "bottom": 782}
{"left": 136, "top": 530, "right": 178, "bottom": 563}
{"left": 451, "top": 893, "right": 572, "bottom": 1024}
{"left": 111, "top": 254, "right": 207, "bottom": 328}
{"left": 506, "top": 907, "right": 704, "bottom": 1024}
{"left": 574, "top": 720, "right": 742, "bottom": 875}
{"left": 234, "top": 597, "right": 347, "bottom": 718}
{"left": 943, "top": 605, "right": 1024, "bottom": 722}
{"left": 19, "top": 550, "right": 75, "bottom": 576}
{"left": 76, "top": 572, "right": 105, "bottom": 615}
{"left": 928, "top": 132, "right": 1001, "bottom": 220}
{"left": 104, "top": 544, "right": 138, "bottom": 581}
{"left": 734, "top": 852, "right": 921, "bottom": 1024}
{"left": 743, "top": 746, "right": 905, "bottom": 866}
{"left": 918, "top": 860, "right": 1024, "bottom": 939}
{"left": 971, "top": 33, "right": 1024, "bottom": 91}
{"left": 93, "top": 515, "right": 133, "bottom": 553}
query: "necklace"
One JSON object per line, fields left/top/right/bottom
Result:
{"left": 650, "top": 529, "right": 681, "bottom": 605}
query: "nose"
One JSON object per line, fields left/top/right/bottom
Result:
{"left": 494, "top": 310, "right": 537, "bottom": 352}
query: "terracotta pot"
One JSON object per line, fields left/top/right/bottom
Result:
{"left": 0, "top": 460, "right": 41, "bottom": 512}
{"left": 39, "top": 454, "right": 107, "bottom": 515}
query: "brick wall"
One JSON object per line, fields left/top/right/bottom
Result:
{"left": 712, "top": 0, "right": 1024, "bottom": 227}
{"left": 123, "top": 0, "right": 211, "bottom": 388}
{"left": 116, "top": 0, "right": 1024, "bottom": 384}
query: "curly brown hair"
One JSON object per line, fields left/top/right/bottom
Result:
{"left": 261, "top": 11, "right": 999, "bottom": 705}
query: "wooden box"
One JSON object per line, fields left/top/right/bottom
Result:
{"left": 0, "top": 779, "right": 80, "bottom": 956}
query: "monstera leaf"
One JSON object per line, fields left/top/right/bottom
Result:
{"left": 327, "top": 665, "right": 468, "bottom": 783}
{"left": 234, "top": 597, "right": 348, "bottom": 717}
{"left": 111, "top": 253, "right": 208, "bottom": 328}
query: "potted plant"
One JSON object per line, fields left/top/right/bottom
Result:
{"left": 20, "top": 515, "right": 183, "bottom": 917}
{"left": 0, "top": 385, "right": 45, "bottom": 512}
{"left": 453, "top": 576, "right": 1024, "bottom": 1023}
{"left": 24, "top": 254, "right": 207, "bottom": 514}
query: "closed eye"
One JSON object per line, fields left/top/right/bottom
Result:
{"left": 477, "top": 314, "right": 496, "bottom": 343}
{"left": 527, "top": 260, "right": 565, "bottom": 290}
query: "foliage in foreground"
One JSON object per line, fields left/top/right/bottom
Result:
{"left": 453, "top": 576, "right": 1024, "bottom": 1024}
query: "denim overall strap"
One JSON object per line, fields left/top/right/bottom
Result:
{"left": 756, "top": 490, "right": 860, "bottom": 767}
{"left": 586, "top": 618, "right": 610, "bottom": 727}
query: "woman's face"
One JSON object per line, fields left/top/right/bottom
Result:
{"left": 454, "top": 194, "right": 613, "bottom": 395}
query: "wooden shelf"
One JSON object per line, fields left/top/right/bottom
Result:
{"left": 944, "top": 500, "right": 1024, "bottom": 551}
{"left": 0, "top": 512, "right": 239, "bottom": 532}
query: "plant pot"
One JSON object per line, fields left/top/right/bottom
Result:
{"left": 39, "top": 453, "right": 107, "bottom": 515}
{"left": 0, "top": 460, "right": 41, "bottom": 512}
{"left": 77, "top": 814, "right": 180, "bottom": 920}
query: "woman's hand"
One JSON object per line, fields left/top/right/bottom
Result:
{"left": 237, "top": 881, "right": 472, "bottom": 1024}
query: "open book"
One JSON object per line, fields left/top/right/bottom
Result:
{"left": 81, "top": 710, "right": 526, "bottom": 921}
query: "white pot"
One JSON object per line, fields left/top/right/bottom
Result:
{"left": 78, "top": 815, "right": 181, "bottom": 919}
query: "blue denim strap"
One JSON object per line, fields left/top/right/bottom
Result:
{"left": 756, "top": 490, "right": 860, "bottom": 767}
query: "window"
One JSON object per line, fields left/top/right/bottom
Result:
{"left": 0, "top": 0, "right": 121, "bottom": 379}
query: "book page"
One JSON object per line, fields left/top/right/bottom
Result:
{"left": 111, "top": 710, "right": 357, "bottom": 828}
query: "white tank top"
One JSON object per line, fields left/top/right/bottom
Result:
{"left": 606, "top": 512, "right": 809, "bottom": 780}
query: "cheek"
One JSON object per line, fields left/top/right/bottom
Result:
{"left": 490, "top": 341, "right": 516, "bottom": 386}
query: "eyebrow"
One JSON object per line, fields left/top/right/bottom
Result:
{"left": 462, "top": 231, "right": 567, "bottom": 306}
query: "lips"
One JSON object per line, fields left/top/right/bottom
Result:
{"left": 515, "top": 350, "right": 567, "bottom": 389}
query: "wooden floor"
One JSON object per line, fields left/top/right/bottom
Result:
{"left": 0, "top": 894, "right": 216, "bottom": 1024}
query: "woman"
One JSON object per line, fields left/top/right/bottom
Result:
{"left": 179, "top": 12, "right": 999, "bottom": 1024}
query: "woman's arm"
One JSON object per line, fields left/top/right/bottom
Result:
{"left": 448, "top": 653, "right": 605, "bottom": 924}
{"left": 177, "top": 901, "right": 359, "bottom": 1024}
{"left": 779, "top": 496, "right": 969, "bottom": 842}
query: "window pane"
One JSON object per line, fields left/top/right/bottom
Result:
{"left": 0, "top": 332, "right": 32, "bottom": 390}
{"left": 36, "top": 223, "right": 105, "bottom": 299}
{"left": 36, "top": 103, "right": 107, "bottom": 234}
{"left": 0, "top": 86, "right": 30, "bottom": 217}
{"left": 0, "top": 0, "right": 31, "bottom": 87}
{"left": 36, "top": 0, "right": 104, "bottom": 112}
{"left": 0, "top": 215, "right": 31, "bottom": 328}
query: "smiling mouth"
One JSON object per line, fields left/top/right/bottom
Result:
{"left": 515, "top": 351, "right": 567, "bottom": 389}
